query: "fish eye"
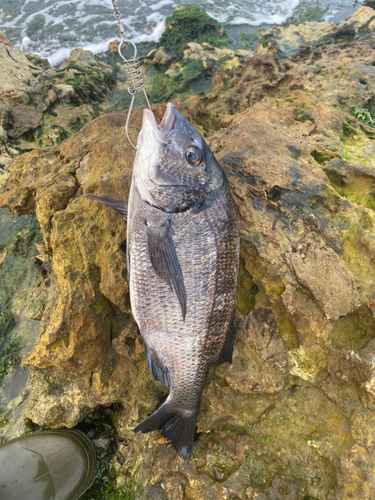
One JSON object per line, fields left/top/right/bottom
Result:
{"left": 186, "top": 146, "right": 202, "bottom": 166}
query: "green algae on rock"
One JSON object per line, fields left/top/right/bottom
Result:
{"left": 283, "top": 1, "right": 329, "bottom": 26}
{"left": 0, "top": 211, "right": 46, "bottom": 440}
{"left": 0, "top": 307, "right": 18, "bottom": 385}
{"left": 159, "top": 4, "right": 228, "bottom": 51}
{"left": 139, "top": 5, "right": 252, "bottom": 106}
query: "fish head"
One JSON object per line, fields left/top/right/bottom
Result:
{"left": 133, "top": 103, "right": 223, "bottom": 212}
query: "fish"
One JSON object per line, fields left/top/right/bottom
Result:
{"left": 84, "top": 103, "right": 240, "bottom": 460}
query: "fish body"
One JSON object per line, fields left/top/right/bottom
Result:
{"left": 84, "top": 103, "right": 239, "bottom": 459}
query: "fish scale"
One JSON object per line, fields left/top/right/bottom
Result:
{"left": 128, "top": 187, "right": 218, "bottom": 392}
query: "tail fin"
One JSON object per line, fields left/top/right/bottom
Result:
{"left": 133, "top": 403, "right": 197, "bottom": 460}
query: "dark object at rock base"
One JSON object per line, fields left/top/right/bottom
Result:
{"left": 0, "top": 429, "right": 96, "bottom": 500}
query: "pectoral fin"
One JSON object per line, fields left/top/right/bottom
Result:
{"left": 147, "top": 219, "right": 187, "bottom": 321}
{"left": 82, "top": 194, "right": 128, "bottom": 220}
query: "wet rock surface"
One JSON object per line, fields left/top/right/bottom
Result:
{"left": 259, "top": 6, "right": 375, "bottom": 59}
{"left": 0, "top": 33, "right": 116, "bottom": 156}
{"left": 2, "top": 5, "right": 375, "bottom": 500}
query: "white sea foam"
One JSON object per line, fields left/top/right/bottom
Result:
{"left": 132, "top": 19, "right": 165, "bottom": 44}
{"left": 36, "top": 37, "right": 116, "bottom": 66}
{"left": 208, "top": 0, "right": 300, "bottom": 26}
{"left": 325, "top": 9, "right": 339, "bottom": 21}
{"left": 32, "top": 15, "right": 165, "bottom": 66}
{"left": 146, "top": 11, "right": 164, "bottom": 24}
{"left": 44, "top": 47, "right": 74, "bottom": 66}
{"left": 21, "top": 37, "right": 32, "bottom": 49}
{"left": 150, "top": 0, "right": 175, "bottom": 11}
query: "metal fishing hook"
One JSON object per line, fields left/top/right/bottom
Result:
{"left": 111, "top": 0, "right": 153, "bottom": 149}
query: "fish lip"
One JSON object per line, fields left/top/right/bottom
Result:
{"left": 143, "top": 108, "right": 160, "bottom": 134}
{"left": 137, "top": 108, "right": 162, "bottom": 150}
{"left": 158, "top": 103, "right": 177, "bottom": 135}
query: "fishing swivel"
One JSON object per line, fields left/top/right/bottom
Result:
{"left": 111, "top": 0, "right": 153, "bottom": 149}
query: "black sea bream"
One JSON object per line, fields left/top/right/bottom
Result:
{"left": 85, "top": 103, "right": 239, "bottom": 459}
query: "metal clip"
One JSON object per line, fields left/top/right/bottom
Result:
{"left": 118, "top": 41, "right": 152, "bottom": 149}
{"left": 111, "top": 0, "right": 154, "bottom": 149}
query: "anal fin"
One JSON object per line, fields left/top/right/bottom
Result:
{"left": 144, "top": 344, "right": 169, "bottom": 387}
{"left": 219, "top": 316, "right": 236, "bottom": 364}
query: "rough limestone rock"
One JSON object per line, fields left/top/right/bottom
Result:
{"left": 144, "top": 41, "right": 253, "bottom": 104}
{"left": 0, "top": 32, "right": 116, "bottom": 154}
{"left": 286, "top": 232, "right": 358, "bottom": 320}
{"left": 259, "top": 6, "right": 375, "bottom": 58}
{"left": 153, "top": 47, "right": 172, "bottom": 66}
{"left": 3, "top": 6, "right": 375, "bottom": 500}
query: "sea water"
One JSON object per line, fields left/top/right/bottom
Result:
{"left": 0, "top": 0, "right": 363, "bottom": 65}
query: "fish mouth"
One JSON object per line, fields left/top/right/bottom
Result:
{"left": 137, "top": 103, "right": 177, "bottom": 149}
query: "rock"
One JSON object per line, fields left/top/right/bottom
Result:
{"left": 0, "top": 169, "right": 9, "bottom": 194}
{"left": 7, "top": 104, "right": 43, "bottom": 139}
{"left": 153, "top": 47, "right": 171, "bottom": 66}
{"left": 286, "top": 232, "right": 359, "bottom": 320}
{"left": 203, "top": 35, "right": 375, "bottom": 120}
{"left": 225, "top": 307, "right": 289, "bottom": 394}
{"left": 0, "top": 211, "right": 47, "bottom": 440}
{"left": 182, "top": 42, "right": 237, "bottom": 67}
{"left": 234, "top": 49, "right": 254, "bottom": 60}
{"left": 159, "top": 4, "right": 226, "bottom": 51}
{"left": 147, "top": 41, "right": 249, "bottom": 104}
{"left": 259, "top": 6, "right": 375, "bottom": 58}
{"left": 0, "top": 31, "right": 42, "bottom": 97}
{"left": 0, "top": 34, "right": 116, "bottom": 151}
{"left": 141, "top": 5, "right": 251, "bottom": 104}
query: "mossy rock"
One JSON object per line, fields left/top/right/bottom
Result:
{"left": 284, "top": 2, "right": 329, "bottom": 26}
{"left": 0, "top": 304, "right": 20, "bottom": 385}
{"left": 331, "top": 306, "right": 375, "bottom": 350}
{"left": 159, "top": 5, "right": 227, "bottom": 51}
{"left": 0, "top": 304, "right": 15, "bottom": 336}
{"left": 147, "top": 57, "right": 214, "bottom": 104}
{"left": 0, "top": 215, "right": 42, "bottom": 384}
{"left": 148, "top": 74, "right": 190, "bottom": 104}
{"left": 0, "top": 216, "right": 42, "bottom": 306}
